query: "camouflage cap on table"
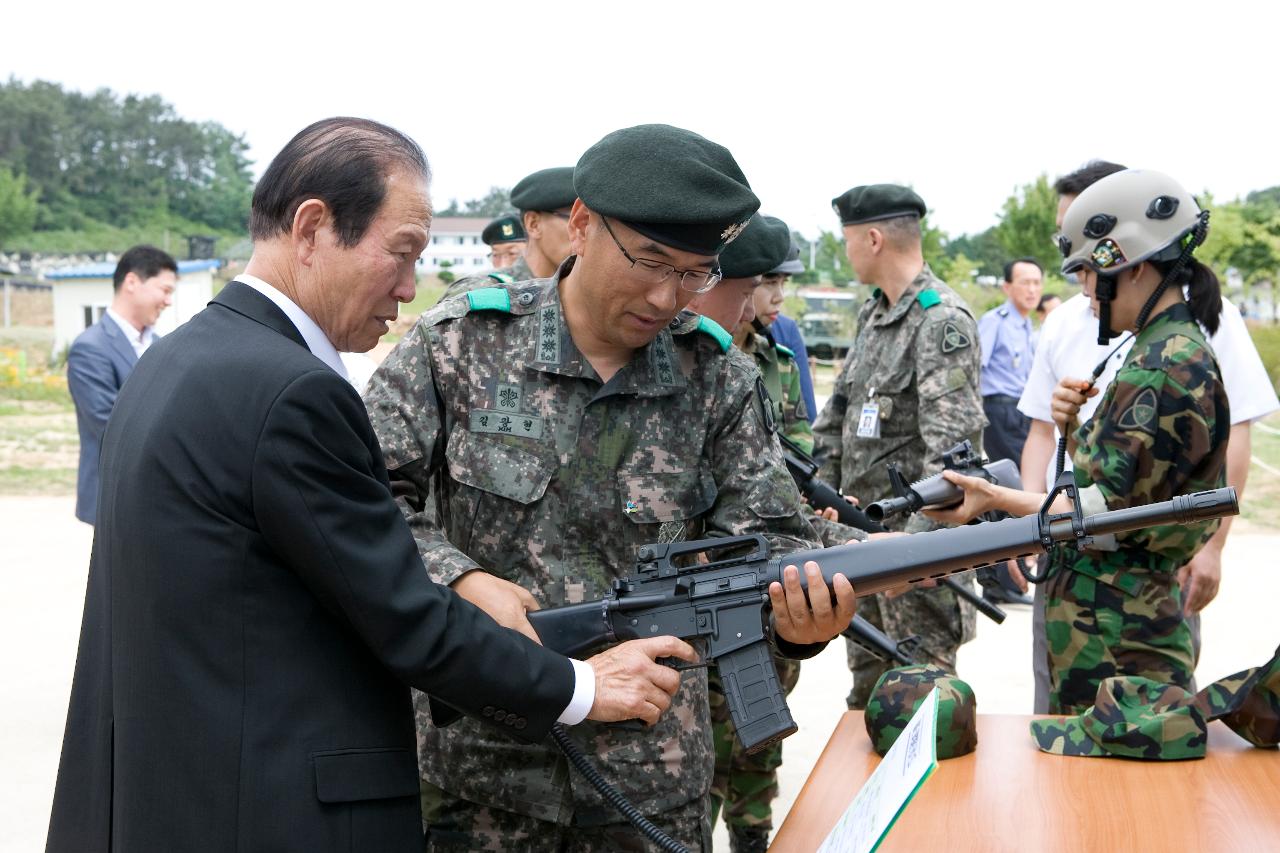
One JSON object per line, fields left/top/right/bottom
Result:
{"left": 1031, "top": 676, "right": 1208, "bottom": 760}
{"left": 1193, "top": 645, "right": 1280, "bottom": 748}
{"left": 865, "top": 664, "right": 977, "bottom": 759}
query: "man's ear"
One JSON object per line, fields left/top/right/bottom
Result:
{"left": 292, "top": 198, "right": 329, "bottom": 267}
{"left": 866, "top": 226, "right": 884, "bottom": 255}
{"left": 523, "top": 210, "right": 541, "bottom": 240}
{"left": 567, "top": 199, "right": 591, "bottom": 256}
{"left": 120, "top": 271, "right": 141, "bottom": 293}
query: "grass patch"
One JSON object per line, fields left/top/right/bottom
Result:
{"left": 0, "top": 466, "right": 76, "bottom": 495}
{"left": 1243, "top": 411, "right": 1280, "bottom": 529}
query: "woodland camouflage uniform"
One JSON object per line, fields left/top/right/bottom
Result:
{"left": 1048, "top": 302, "right": 1229, "bottom": 714}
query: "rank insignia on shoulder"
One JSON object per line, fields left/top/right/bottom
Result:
{"left": 940, "top": 320, "right": 971, "bottom": 353}
{"left": 624, "top": 501, "right": 639, "bottom": 515}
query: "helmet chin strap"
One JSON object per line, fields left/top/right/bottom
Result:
{"left": 1094, "top": 273, "right": 1119, "bottom": 344}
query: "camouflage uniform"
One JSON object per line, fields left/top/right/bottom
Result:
{"left": 1048, "top": 302, "right": 1228, "bottom": 714}
{"left": 706, "top": 329, "right": 814, "bottom": 843}
{"left": 741, "top": 331, "right": 812, "bottom": 454}
{"left": 364, "top": 262, "right": 821, "bottom": 848}
{"left": 440, "top": 254, "right": 536, "bottom": 301}
{"left": 812, "top": 265, "right": 984, "bottom": 709}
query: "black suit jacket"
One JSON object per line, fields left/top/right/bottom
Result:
{"left": 47, "top": 283, "right": 575, "bottom": 853}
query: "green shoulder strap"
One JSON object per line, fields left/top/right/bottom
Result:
{"left": 695, "top": 315, "right": 732, "bottom": 352}
{"left": 466, "top": 287, "right": 512, "bottom": 313}
{"left": 917, "top": 288, "right": 942, "bottom": 310}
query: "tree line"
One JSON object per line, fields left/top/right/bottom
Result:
{"left": 0, "top": 78, "right": 253, "bottom": 250}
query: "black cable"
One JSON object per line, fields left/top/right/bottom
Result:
{"left": 550, "top": 723, "right": 689, "bottom": 853}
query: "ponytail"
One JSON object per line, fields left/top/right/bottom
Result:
{"left": 1150, "top": 257, "right": 1222, "bottom": 336}
{"left": 1185, "top": 260, "right": 1222, "bottom": 336}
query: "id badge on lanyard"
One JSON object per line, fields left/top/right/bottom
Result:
{"left": 857, "top": 386, "right": 881, "bottom": 439}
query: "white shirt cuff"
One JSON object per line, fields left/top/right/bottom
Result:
{"left": 557, "top": 658, "right": 595, "bottom": 725}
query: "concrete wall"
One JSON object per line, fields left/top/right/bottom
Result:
{"left": 51, "top": 270, "right": 214, "bottom": 355}
{"left": 1, "top": 280, "right": 53, "bottom": 327}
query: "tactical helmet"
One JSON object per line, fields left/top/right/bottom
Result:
{"left": 1058, "top": 169, "right": 1205, "bottom": 276}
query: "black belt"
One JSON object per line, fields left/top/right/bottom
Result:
{"left": 983, "top": 394, "right": 1022, "bottom": 404}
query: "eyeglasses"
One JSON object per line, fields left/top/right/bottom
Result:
{"left": 599, "top": 216, "right": 722, "bottom": 294}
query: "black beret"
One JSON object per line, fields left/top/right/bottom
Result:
{"left": 771, "top": 239, "right": 804, "bottom": 275}
{"left": 510, "top": 167, "right": 577, "bottom": 212}
{"left": 719, "top": 215, "right": 792, "bottom": 279}
{"left": 481, "top": 213, "right": 526, "bottom": 246}
{"left": 574, "top": 124, "right": 760, "bottom": 256}
{"left": 832, "top": 184, "right": 927, "bottom": 226}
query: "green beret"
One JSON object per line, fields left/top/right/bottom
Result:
{"left": 832, "top": 184, "right": 927, "bottom": 226}
{"left": 510, "top": 167, "right": 576, "bottom": 213}
{"left": 865, "top": 665, "right": 977, "bottom": 760}
{"left": 574, "top": 124, "right": 760, "bottom": 256}
{"left": 481, "top": 214, "right": 526, "bottom": 246}
{"left": 719, "top": 215, "right": 791, "bottom": 279}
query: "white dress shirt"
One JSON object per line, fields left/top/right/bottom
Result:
{"left": 1019, "top": 292, "right": 1280, "bottom": 485}
{"left": 105, "top": 308, "right": 156, "bottom": 359}
{"left": 233, "top": 275, "right": 595, "bottom": 724}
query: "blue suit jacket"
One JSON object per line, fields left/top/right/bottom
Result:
{"left": 66, "top": 316, "right": 153, "bottom": 524}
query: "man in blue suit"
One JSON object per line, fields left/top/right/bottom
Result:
{"left": 66, "top": 245, "right": 177, "bottom": 524}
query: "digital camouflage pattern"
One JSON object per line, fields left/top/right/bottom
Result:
{"left": 1193, "top": 645, "right": 1280, "bottom": 747}
{"left": 364, "top": 261, "right": 821, "bottom": 829}
{"left": 741, "top": 331, "right": 812, "bottom": 454}
{"left": 812, "top": 266, "right": 984, "bottom": 708}
{"left": 439, "top": 254, "right": 537, "bottom": 302}
{"left": 1030, "top": 676, "right": 1207, "bottom": 760}
{"left": 422, "top": 785, "right": 712, "bottom": 852}
{"left": 1047, "top": 303, "right": 1229, "bottom": 714}
{"left": 864, "top": 665, "right": 977, "bottom": 759}
{"left": 703, "top": 329, "right": 812, "bottom": 844}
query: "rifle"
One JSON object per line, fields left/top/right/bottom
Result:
{"left": 529, "top": 479, "right": 1237, "bottom": 754}
{"left": 778, "top": 434, "right": 1008, "bottom": 624}
{"left": 865, "top": 439, "right": 1021, "bottom": 523}
{"left": 843, "top": 616, "right": 922, "bottom": 666}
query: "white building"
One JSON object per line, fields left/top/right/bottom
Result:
{"left": 420, "top": 217, "right": 494, "bottom": 275}
{"left": 47, "top": 259, "right": 222, "bottom": 355}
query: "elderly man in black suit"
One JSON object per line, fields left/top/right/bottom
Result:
{"left": 46, "top": 117, "right": 697, "bottom": 853}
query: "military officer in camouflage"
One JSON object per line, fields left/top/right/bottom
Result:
{"left": 813, "top": 184, "right": 985, "bottom": 711}
{"left": 926, "top": 170, "right": 1229, "bottom": 715}
{"left": 443, "top": 166, "right": 579, "bottom": 300}
{"left": 481, "top": 213, "right": 527, "bottom": 272}
{"left": 365, "top": 124, "right": 857, "bottom": 852}
{"left": 683, "top": 212, "right": 805, "bottom": 852}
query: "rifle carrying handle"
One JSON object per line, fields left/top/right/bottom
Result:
{"left": 716, "top": 641, "right": 798, "bottom": 754}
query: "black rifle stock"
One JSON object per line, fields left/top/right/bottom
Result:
{"left": 528, "top": 480, "right": 1238, "bottom": 754}
{"left": 843, "top": 615, "right": 920, "bottom": 666}
{"left": 778, "top": 435, "right": 1007, "bottom": 624}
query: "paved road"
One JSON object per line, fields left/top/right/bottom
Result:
{"left": 3, "top": 496, "right": 1277, "bottom": 852}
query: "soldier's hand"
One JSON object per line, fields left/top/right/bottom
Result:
{"left": 1177, "top": 546, "right": 1223, "bottom": 614}
{"left": 817, "top": 494, "right": 860, "bottom": 521}
{"left": 585, "top": 636, "right": 698, "bottom": 724}
{"left": 922, "top": 470, "right": 1001, "bottom": 525}
{"left": 770, "top": 561, "right": 856, "bottom": 645}
{"left": 451, "top": 570, "right": 541, "bottom": 644}
{"left": 1051, "top": 377, "right": 1098, "bottom": 434}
